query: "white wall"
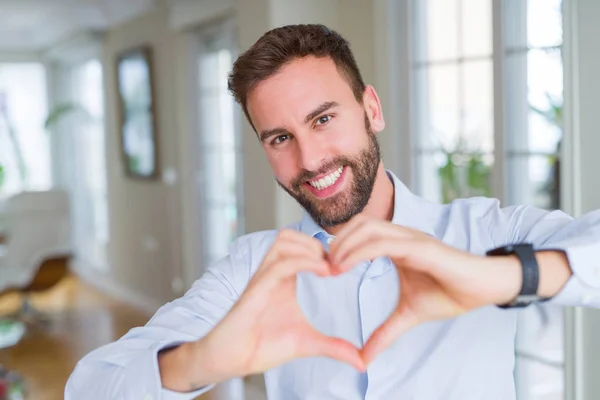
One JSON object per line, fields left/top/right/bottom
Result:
{"left": 99, "top": 1, "right": 186, "bottom": 307}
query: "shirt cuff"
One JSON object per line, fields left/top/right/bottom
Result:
{"left": 129, "top": 341, "right": 214, "bottom": 400}
{"left": 546, "top": 241, "right": 600, "bottom": 307}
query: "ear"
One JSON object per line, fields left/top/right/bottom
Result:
{"left": 362, "top": 85, "right": 385, "bottom": 133}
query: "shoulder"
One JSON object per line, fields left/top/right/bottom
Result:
{"left": 436, "top": 196, "right": 515, "bottom": 247}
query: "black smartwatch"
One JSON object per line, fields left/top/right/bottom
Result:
{"left": 486, "top": 243, "right": 549, "bottom": 308}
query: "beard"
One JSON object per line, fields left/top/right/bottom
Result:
{"left": 277, "top": 114, "right": 381, "bottom": 227}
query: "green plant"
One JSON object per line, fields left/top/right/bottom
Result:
{"left": 531, "top": 93, "right": 563, "bottom": 210}
{"left": 0, "top": 104, "right": 27, "bottom": 186}
{"left": 531, "top": 93, "right": 563, "bottom": 128}
{"left": 0, "top": 100, "right": 85, "bottom": 192}
{"left": 44, "top": 102, "right": 85, "bottom": 130}
{"left": 437, "top": 136, "right": 492, "bottom": 204}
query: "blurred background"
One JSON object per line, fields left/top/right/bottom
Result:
{"left": 0, "top": 0, "right": 597, "bottom": 399}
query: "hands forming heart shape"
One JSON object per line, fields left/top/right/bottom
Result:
{"left": 197, "top": 215, "right": 521, "bottom": 384}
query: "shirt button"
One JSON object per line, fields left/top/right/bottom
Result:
{"left": 327, "top": 237, "right": 334, "bottom": 245}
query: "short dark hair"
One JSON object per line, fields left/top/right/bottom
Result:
{"left": 228, "top": 24, "right": 366, "bottom": 129}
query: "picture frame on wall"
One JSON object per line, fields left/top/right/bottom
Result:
{"left": 115, "top": 45, "right": 159, "bottom": 180}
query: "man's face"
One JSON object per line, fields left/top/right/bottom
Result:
{"left": 246, "top": 56, "right": 383, "bottom": 227}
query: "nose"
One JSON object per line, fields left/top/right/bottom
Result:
{"left": 296, "top": 135, "right": 326, "bottom": 172}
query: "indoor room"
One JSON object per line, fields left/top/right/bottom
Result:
{"left": 0, "top": 0, "right": 599, "bottom": 399}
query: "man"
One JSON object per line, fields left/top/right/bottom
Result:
{"left": 65, "top": 24, "right": 600, "bottom": 399}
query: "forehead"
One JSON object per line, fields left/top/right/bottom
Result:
{"left": 246, "top": 56, "right": 357, "bottom": 130}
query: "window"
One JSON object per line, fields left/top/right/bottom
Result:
{"left": 67, "top": 59, "right": 109, "bottom": 270}
{"left": 197, "top": 22, "right": 245, "bottom": 270}
{"left": 506, "top": 0, "right": 563, "bottom": 210}
{"left": 412, "top": 0, "right": 494, "bottom": 204}
{"left": 411, "top": 1, "right": 564, "bottom": 399}
{"left": 0, "top": 63, "right": 51, "bottom": 197}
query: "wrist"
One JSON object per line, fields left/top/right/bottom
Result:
{"left": 536, "top": 250, "right": 572, "bottom": 298}
{"left": 158, "top": 339, "right": 223, "bottom": 393}
{"left": 486, "top": 249, "right": 572, "bottom": 307}
{"left": 188, "top": 335, "right": 232, "bottom": 388}
{"left": 487, "top": 255, "right": 523, "bottom": 306}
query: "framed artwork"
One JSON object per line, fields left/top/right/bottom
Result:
{"left": 115, "top": 45, "right": 159, "bottom": 180}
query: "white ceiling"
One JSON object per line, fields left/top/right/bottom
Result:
{"left": 0, "top": 0, "right": 156, "bottom": 52}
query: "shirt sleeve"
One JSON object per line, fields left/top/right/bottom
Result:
{"left": 487, "top": 204, "right": 600, "bottom": 308}
{"left": 65, "top": 236, "right": 253, "bottom": 400}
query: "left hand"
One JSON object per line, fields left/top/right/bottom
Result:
{"left": 327, "top": 215, "right": 521, "bottom": 365}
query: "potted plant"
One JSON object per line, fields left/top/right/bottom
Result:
{"left": 437, "top": 135, "right": 492, "bottom": 204}
{"left": 531, "top": 93, "right": 563, "bottom": 210}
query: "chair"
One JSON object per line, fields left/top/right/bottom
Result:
{"left": 0, "top": 189, "right": 72, "bottom": 325}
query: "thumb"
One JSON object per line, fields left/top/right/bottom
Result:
{"left": 305, "top": 331, "right": 366, "bottom": 372}
{"left": 361, "top": 309, "right": 418, "bottom": 366}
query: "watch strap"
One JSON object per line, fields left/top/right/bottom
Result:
{"left": 487, "top": 243, "right": 542, "bottom": 308}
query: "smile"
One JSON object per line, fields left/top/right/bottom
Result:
{"left": 308, "top": 167, "right": 344, "bottom": 191}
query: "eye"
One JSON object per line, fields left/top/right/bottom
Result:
{"left": 271, "top": 134, "right": 290, "bottom": 145}
{"left": 315, "top": 115, "right": 332, "bottom": 126}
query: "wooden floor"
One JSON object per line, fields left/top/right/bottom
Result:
{"left": 0, "top": 275, "right": 212, "bottom": 400}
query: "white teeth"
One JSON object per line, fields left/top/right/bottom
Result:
{"left": 309, "top": 167, "right": 344, "bottom": 190}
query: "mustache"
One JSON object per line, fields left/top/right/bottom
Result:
{"left": 291, "top": 157, "right": 350, "bottom": 189}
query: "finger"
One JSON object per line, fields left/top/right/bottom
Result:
{"left": 361, "top": 310, "right": 418, "bottom": 366}
{"left": 306, "top": 333, "right": 366, "bottom": 372}
{"left": 266, "top": 257, "right": 331, "bottom": 282}
{"left": 277, "top": 229, "right": 325, "bottom": 254}
{"left": 264, "top": 241, "right": 324, "bottom": 266}
{"left": 335, "top": 238, "right": 414, "bottom": 273}
{"left": 330, "top": 221, "right": 404, "bottom": 267}
{"left": 264, "top": 230, "right": 326, "bottom": 263}
{"left": 327, "top": 215, "right": 370, "bottom": 256}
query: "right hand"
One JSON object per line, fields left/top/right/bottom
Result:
{"left": 194, "top": 229, "right": 365, "bottom": 384}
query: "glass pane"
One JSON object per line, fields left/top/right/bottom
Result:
{"left": 417, "top": 151, "right": 493, "bottom": 204}
{"left": 438, "top": 152, "right": 493, "bottom": 203}
{"left": 71, "top": 59, "right": 109, "bottom": 270}
{"left": 461, "top": 0, "right": 493, "bottom": 57}
{"left": 425, "top": 0, "right": 459, "bottom": 61}
{"left": 528, "top": 48, "right": 563, "bottom": 153}
{"left": 0, "top": 63, "right": 50, "bottom": 196}
{"left": 427, "top": 64, "right": 460, "bottom": 149}
{"left": 528, "top": 0, "right": 563, "bottom": 48}
{"left": 199, "top": 49, "right": 231, "bottom": 90}
{"left": 416, "top": 151, "right": 444, "bottom": 202}
{"left": 462, "top": 60, "right": 494, "bottom": 154}
{"left": 202, "top": 150, "right": 238, "bottom": 204}
{"left": 204, "top": 204, "right": 238, "bottom": 260}
{"left": 199, "top": 92, "right": 236, "bottom": 148}
{"left": 507, "top": 154, "right": 558, "bottom": 209}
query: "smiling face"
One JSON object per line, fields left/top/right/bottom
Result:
{"left": 246, "top": 56, "right": 385, "bottom": 227}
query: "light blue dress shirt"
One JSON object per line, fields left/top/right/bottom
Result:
{"left": 65, "top": 171, "right": 600, "bottom": 399}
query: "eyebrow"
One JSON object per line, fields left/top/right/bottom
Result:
{"left": 258, "top": 101, "right": 340, "bottom": 143}
{"left": 303, "top": 101, "right": 339, "bottom": 124}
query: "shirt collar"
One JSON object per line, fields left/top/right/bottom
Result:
{"left": 299, "top": 170, "right": 439, "bottom": 239}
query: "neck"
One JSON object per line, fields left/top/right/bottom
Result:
{"left": 325, "top": 163, "right": 395, "bottom": 235}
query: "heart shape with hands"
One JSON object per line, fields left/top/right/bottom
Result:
{"left": 202, "top": 215, "right": 521, "bottom": 380}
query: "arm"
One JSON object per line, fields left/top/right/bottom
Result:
{"left": 325, "top": 204, "right": 600, "bottom": 364}
{"left": 65, "top": 230, "right": 364, "bottom": 399}
{"left": 490, "top": 205, "right": 600, "bottom": 307}
{"left": 65, "top": 241, "right": 248, "bottom": 400}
